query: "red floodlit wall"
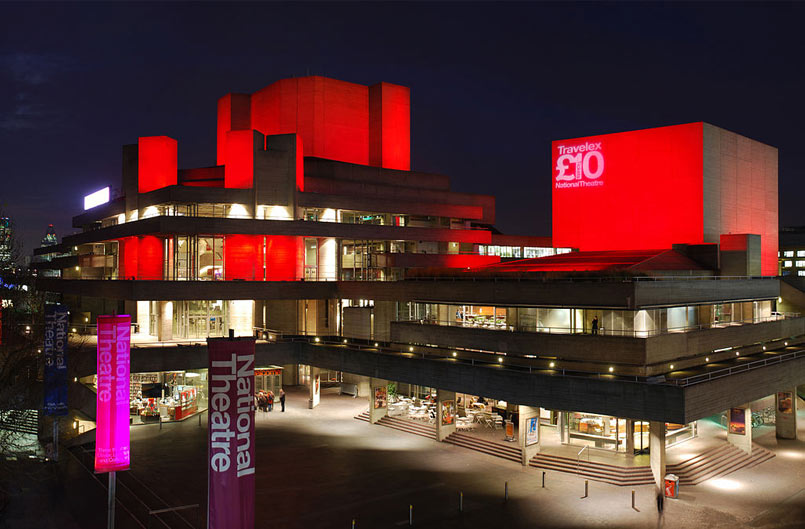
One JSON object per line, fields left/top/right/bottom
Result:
{"left": 216, "top": 94, "right": 251, "bottom": 166}
{"left": 296, "top": 134, "right": 304, "bottom": 192}
{"left": 224, "top": 235, "right": 264, "bottom": 280}
{"left": 138, "top": 136, "right": 178, "bottom": 193}
{"left": 218, "top": 76, "right": 410, "bottom": 171}
{"left": 118, "top": 237, "right": 138, "bottom": 280}
{"left": 552, "top": 123, "right": 704, "bottom": 252}
{"left": 137, "top": 236, "right": 163, "bottom": 280}
{"left": 369, "top": 82, "right": 410, "bottom": 170}
{"left": 265, "top": 236, "right": 303, "bottom": 281}
{"left": 224, "top": 130, "right": 255, "bottom": 189}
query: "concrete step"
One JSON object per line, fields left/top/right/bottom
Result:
{"left": 446, "top": 432, "right": 521, "bottom": 456}
{"left": 528, "top": 456, "right": 653, "bottom": 486}
{"left": 678, "top": 444, "right": 775, "bottom": 485}
{"left": 444, "top": 432, "right": 522, "bottom": 463}
{"left": 376, "top": 416, "right": 438, "bottom": 440}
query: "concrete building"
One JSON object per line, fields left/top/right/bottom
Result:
{"left": 34, "top": 75, "right": 803, "bottom": 495}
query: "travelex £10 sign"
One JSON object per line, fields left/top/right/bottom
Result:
{"left": 554, "top": 141, "right": 604, "bottom": 189}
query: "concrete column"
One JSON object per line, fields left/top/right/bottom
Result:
{"left": 726, "top": 405, "right": 752, "bottom": 455}
{"left": 518, "top": 405, "right": 540, "bottom": 466}
{"left": 436, "top": 389, "right": 456, "bottom": 442}
{"left": 308, "top": 367, "right": 320, "bottom": 409}
{"left": 649, "top": 421, "right": 666, "bottom": 496}
{"left": 775, "top": 391, "right": 798, "bottom": 440}
{"left": 368, "top": 378, "right": 388, "bottom": 424}
{"left": 136, "top": 300, "right": 150, "bottom": 336}
{"left": 625, "top": 419, "right": 635, "bottom": 454}
{"left": 157, "top": 301, "right": 173, "bottom": 341}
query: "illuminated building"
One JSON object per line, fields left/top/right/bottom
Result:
{"left": 34, "top": 76, "right": 802, "bottom": 493}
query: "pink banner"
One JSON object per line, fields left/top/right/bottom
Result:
{"left": 95, "top": 315, "right": 131, "bottom": 473}
{"left": 208, "top": 338, "right": 255, "bottom": 529}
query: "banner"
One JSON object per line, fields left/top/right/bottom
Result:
{"left": 373, "top": 386, "right": 387, "bottom": 409}
{"left": 43, "top": 304, "right": 69, "bottom": 416}
{"left": 95, "top": 315, "right": 131, "bottom": 473}
{"left": 208, "top": 337, "right": 255, "bottom": 529}
{"left": 777, "top": 392, "right": 794, "bottom": 414}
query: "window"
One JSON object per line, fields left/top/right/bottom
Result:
{"left": 784, "top": 260, "right": 793, "bottom": 267}
{"left": 799, "top": 271, "right": 805, "bottom": 277}
{"left": 796, "top": 261, "right": 805, "bottom": 267}
{"left": 798, "top": 251, "right": 805, "bottom": 257}
{"left": 784, "top": 251, "right": 794, "bottom": 257}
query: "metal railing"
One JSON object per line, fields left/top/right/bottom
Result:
{"left": 577, "top": 446, "right": 589, "bottom": 476}
{"left": 401, "top": 313, "right": 799, "bottom": 338}
{"left": 668, "top": 349, "right": 805, "bottom": 387}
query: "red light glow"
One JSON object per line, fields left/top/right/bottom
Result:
{"left": 138, "top": 136, "right": 177, "bottom": 193}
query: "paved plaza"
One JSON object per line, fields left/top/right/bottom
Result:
{"left": 3, "top": 386, "right": 804, "bottom": 529}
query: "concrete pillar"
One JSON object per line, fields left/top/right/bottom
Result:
{"left": 227, "top": 300, "right": 254, "bottom": 337}
{"left": 368, "top": 378, "right": 388, "bottom": 424}
{"left": 436, "top": 389, "right": 456, "bottom": 441}
{"left": 775, "top": 391, "right": 798, "bottom": 440}
{"left": 726, "top": 405, "right": 752, "bottom": 455}
{"left": 649, "top": 421, "right": 666, "bottom": 496}
{"left": 518, "top": 405, "right": 540, "bottom": 466}
{"left": 136, "top": 300, "right": 150, "bottom": 336}
{"left": 157, "top": 301, "right": 173, "bottom": 341}
{"left": 317, "top": 237, "right": 337, "bottom": 281}
{"left": 308, "top": 367, "right": 320, "bottom": 409}
{"left": 625, "top": 419, "right": 635, "bottom": 454}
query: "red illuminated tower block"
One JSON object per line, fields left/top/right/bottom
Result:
{"left": 551, "top": 122, "right": 778, "bottom": 276}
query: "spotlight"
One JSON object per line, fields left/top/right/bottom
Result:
{"left": 608, "top": 366, "right": 614, "bottom": 373}
{"left": 452, "top": 352, "right": 457, "bottom": 357}
{"left": 670, "top": 364, "right": 675, "bottom": 370}
{"left": 498, "top": 357, "right": 503, "bottom": 363}
{"left": 549, "top": 362, "right": 555, "bottom": 368}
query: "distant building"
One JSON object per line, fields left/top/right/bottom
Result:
{"left": 31, "top": 224, "right": 62, "bottom": 278}
{"left": 0, "top": 217, "right": 13, "bottom": 272}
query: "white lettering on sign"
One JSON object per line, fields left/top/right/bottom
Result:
{"left": 210, "top": 353, "right": 255, "bottom": 478}
{"left": 555, "top": 141, "right": 605, "bottom": 189}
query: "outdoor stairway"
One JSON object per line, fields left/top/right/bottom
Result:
{"left": 529, "top": 443, "right": 775, "bottom": 487}
{"left": 354, "top": 410, "right": 438, "bottom": 440}
{"left": 444, "top": 431, "right": 523, "bottom": 463}
{"left": 667, "top": 443, "right": 775, "bottom": 485}
{"left": 529, "top": 453, "right": 654, "bottom": 486}
{"left": 0, "top": 410, "right": 39, "bottom": 436}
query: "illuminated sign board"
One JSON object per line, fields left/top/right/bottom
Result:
{"left": 84, "top": 187, "right": 110, "bottom": 210}
{"left": 95, "top": 315, "right": 131, "bottom": 473}
{"left": 552, "top": 123, "right": 704, "bottom": 252}
{"left": 554, "top": 141, "right": 604, "bottom": 188}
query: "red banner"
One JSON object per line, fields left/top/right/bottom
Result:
{"left": 95, "top": 315, "right": 131, "bottom": 473}
{"left": 208, "top": 338, "right": 255, "bottom": 529}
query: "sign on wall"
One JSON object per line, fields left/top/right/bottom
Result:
{"left": 777, "top": 392, "right": 794, "bottom": 414}
{"left": 208, "top": 337, "right": 255, "bottom": 529}
{"left": 95, "top": 315, "right": 131, "bottom": 473}
{"left": 554, "top": 141, "right": 605, "bottom": 189}
{"left": 43, "top": 304, "right": 69, "bottom": 416}
{"left": 526, "top": 417, "right": 539, "bottom": 446}
{"left": 441, "top": 400, "right": 455, "bottom": 426}
{"left": 728, "top": 407, "right": 746, "bottom": 435}
{"left": 373, "top": 386, "right": 387, "bottom": 409}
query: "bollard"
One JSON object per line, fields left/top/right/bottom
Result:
{"left": 199, "top": 411, "right": 202, "bottom": 427}
{"left": 459, "top": 492, "right": 463, "bottom": 512}
{"left": 581, "top": 480, "right": 588, "bottom": 499}
{"left": 542, "top": 471, "right": 545, "bottom": 488}
{"left": 351, "top": 519, "right": 356, "bottom": 529}
{"left": 409, "top": 504, "right": 413, "bottom": 526}
{"left": 504, "top": 481, "right": 508, "bottom": 502}
{"left": 159, "top": 416, "right": 162, "bottom": 430}
{"left": 631, "top": 489, "right": 635, "bottom": 509}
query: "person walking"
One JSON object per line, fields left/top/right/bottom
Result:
{"left": 268, "top": 390, "right": 274, "bottom": 412}
{"left": 280, "top": 389, "right": 286, "bottom": 412}
{"left": 592, "top": 315, "right": 599, "bottom": 335}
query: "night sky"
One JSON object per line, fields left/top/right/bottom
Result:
{"left": 2, "top": 2, "right": 805, "bottom": 255}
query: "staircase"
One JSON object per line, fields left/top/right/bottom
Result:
{"left": 529, "top": 443, "right": 775, "bottom": 487}
{"left": 444, "top": 431, "right": 523, "bottom": 463}
{"left": 355, "top": 411, "right": 437, "bottom": 440}
{"left": 530, "top": 452, "right": 654, "bottom": 486}
{"left": 668, "top": 443, "right": 775, "bottom": 485}
{"left": 0, "top": 410, "right": 39, "bottom": 436}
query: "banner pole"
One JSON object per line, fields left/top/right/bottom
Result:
{"left": 53, "top": 420, "right": 59, "bottom": 462}
{"left": 108, "top": 471, "right": 116, "bottom": 529}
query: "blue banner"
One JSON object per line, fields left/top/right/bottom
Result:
{"left": 44, "top": 304, "right": 69, "bottom": 416}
